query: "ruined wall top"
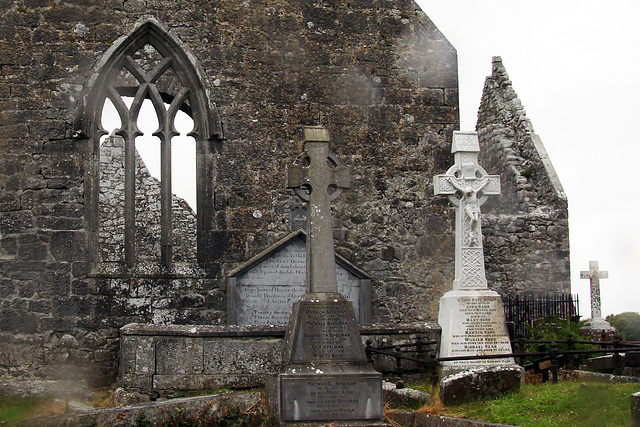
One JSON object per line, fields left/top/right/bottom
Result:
{"left": 477, "top": 56, "right": 567, "bottom": 215}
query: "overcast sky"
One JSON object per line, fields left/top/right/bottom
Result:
{"left": 415, "top": 0, "right": 640, "bottom": 318}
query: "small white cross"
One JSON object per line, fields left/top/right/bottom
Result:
{"left": 580, "top": 260, "right": 608, "bottom": 320}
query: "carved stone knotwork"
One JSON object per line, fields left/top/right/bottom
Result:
{"left": 286, "top": 126, "right": 351, "bottom": 293}
{"left": 434, "top": 131, "right": 500, "bottom": 290}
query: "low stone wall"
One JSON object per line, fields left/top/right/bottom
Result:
{"left": 120, "top": 322, "right": 440, "bottom": 395}
{"left": 18, "top": 391, "right": 262, "bottom": 427}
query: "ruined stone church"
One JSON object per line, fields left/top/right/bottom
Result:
{"left": 0, "top": 1, "right": 568, "bottom": 386}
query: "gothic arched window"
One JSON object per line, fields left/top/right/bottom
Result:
{"left": 81, "top": 19, "right": 223, "bottom": 268}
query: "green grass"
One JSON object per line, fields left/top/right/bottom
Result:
{"left": 0, "top": 396, "right": 66, "bottom": 424}
{"left": 442, "top": 381, "right": 639, "bottom": 427}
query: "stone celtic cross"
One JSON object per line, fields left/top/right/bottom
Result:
{"left": 434, "top": 132, "right": 500, "bottom": 290}
{"left": 286, "top": 126, "right": 350, "bottom": 293}
{"left": 580, "top": 260, "right": 609, "bottom": 320}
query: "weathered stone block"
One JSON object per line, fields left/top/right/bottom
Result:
{"left": 50, "top": 231, "right": 87, "bottom": 261}
{"left": 0, "top": 210, "right": 33, "bottom": 235}
{"left": 439, "top": 366, "right": 523, "bottom": 406}
{"left": 383, "top": 381, "right": 431, "bottom": 409}
{"left": 203, "top": 338, "right": 281, "bottom": 375}
{"left": 0, "top": 308, "right": 39, "bottom": 333}
{"left": 585, "top": 355, "right": 616, "bottom": 373}
{"left": 625, "top": 352, "right": 640, "bottom": 368}
{"left": 156, "top": 337, "right": 203, "bottom": 375}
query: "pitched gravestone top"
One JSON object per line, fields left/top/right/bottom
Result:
{"left": 226, "top": 230, "right": 371, "bottom": 326}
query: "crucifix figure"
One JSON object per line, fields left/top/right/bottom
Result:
{"left": 434, "top": 132, "right": 500, "bottom": 290}
{"left": 286, "top": 126, "right": 350, "bottom": 293}
{"left": 580, "top": 260, "right": 609, "bottom": 321}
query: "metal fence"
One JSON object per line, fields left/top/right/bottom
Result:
{"left": 365, "top": 336, "right": 640, "bottom": 384}
{"left": 503, "top": 294, "right": 580, "bottom": 338}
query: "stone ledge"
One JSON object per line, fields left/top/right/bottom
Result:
{"left": 387, "top": 410, "right": 514, "bottom": 426}
{"left": 120, "top": 323, "right": 287, "bottom": 337}
{"left": 16, "top": 391, "right": 262, "bottom": 426}
{"left": 382, "top": 381, "right": 431, "bottom": 408}
{"left": 564, "top": 370, "right": 640, "bottom": 383}
{"left": 120, "top": 321, "right": 441, "bottom": 337}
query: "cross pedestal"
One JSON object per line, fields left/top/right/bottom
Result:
{"left": 580, "top": 260, "right": 615, "bottom": 333}
{"left": 433, "top": 132, "right": 519, "bottom": 379}
{"left": 267, "top": 126, "right": 382, "bottom": 424}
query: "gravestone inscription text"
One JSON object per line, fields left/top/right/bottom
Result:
{"left": 234, "top": 239, "right": 360, "bottom": 325}
{"left": 281, "top": 375, "right": 381, "bottom": 422}
{"left": 446, "top": 296, "right": 512, "bottom": 365}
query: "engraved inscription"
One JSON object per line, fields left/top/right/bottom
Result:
{"left": 235, "top": 240, "right": 360, "bottom": 325}
{"left": 303, "top": 306, "right": 350, "bottom": 359}
{"left": 281, "top": 375, "right": 382, "bottom": 421}
{"left": 448, "top": 296, "right": 512, "bottom": 365}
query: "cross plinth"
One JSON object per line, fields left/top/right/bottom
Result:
{"left": 580, "top": 260, "right": 609, "bottom": 320}
{"left": 286, "top": 126, "right": 350, "bottom": 293}
{"left": 434, "top": 132, "right": 500, "bottom": 290}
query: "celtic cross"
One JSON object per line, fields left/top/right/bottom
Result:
{"left": 286, "top": 126, "right": 350, "bottom": 293}
{"left": 580, "top": 261, "right": 609, "bottom": 320}
{"left": 434, "top": 132, "right": 500, "bottom": 290}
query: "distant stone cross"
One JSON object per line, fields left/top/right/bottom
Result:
{"left": 286, "top": 126, "right": 350, "bottom": 293}
{"left": 434, "top": 132, "right": 501, "bottom": 290}
{"left": 580, "top": 261, "right": 609, "bottom": 320}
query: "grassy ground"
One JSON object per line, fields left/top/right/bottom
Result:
{"left": 416, "top": 380, "right": 639, "bottom": 427}
{"left": 3, "top": 381, "right": 638, "bottom": 426}
{"left": 0, "top": 396, "right": 67, "bottom": 424}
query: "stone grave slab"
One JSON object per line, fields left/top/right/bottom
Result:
{"left": 226, "top": 230, "right": 371, "bottom": 326}
{"left": 438, "top": 290, "right": 514, "bottom": 368}
{"left": 279, "top": 372, "right": 382, "bottom": 422}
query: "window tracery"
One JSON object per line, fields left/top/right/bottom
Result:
{"left": 82, "top": 20, "right": 223, "bottom": 268}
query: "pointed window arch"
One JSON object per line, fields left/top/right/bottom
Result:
{"left": 82, "top": 20, "right": 223, "bottom": 268}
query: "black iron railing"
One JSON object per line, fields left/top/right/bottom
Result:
{"left": 503, "top": 294, "right": 580, "bottom": 338}
{"left": 365, "top": 335, "right": 640, "bottom": 384}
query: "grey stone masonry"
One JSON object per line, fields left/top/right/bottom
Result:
{"left": 119, "top": 322, "right": 440, "bottom": 395}
{"left": 477, "top": 56, "right": 570, "bottom": 297}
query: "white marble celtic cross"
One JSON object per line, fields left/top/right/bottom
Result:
{"left": 434, "top": 132, "right": 501, "bottom": 290}
{"left": 580, "top": 261, "right": 609, "bottom": 320}
{"left": 286, "top": 126, "right": 350, "bottom": 293}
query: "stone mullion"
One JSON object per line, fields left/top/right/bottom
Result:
{"left": 161, "top": 87, "right": 189, "bottom": 266}
{"left": 123, "top": 84, "right": 147, "bottom": 268}
{"left": 147, "top": 84, "right": 172, "bottom": 267}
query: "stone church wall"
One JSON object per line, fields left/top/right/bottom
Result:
{"left": 477, "top": 57, "right": 571, "bottom": 296}
{"left": 0, "top": 1, "right": 568, "bottom": 385}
